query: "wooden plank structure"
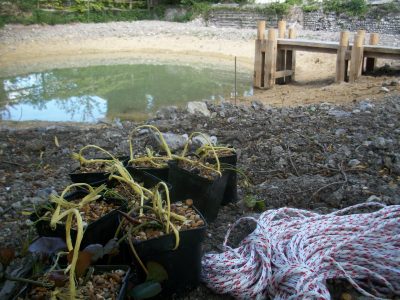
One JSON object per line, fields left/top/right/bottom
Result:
{"left": 253, "top": 21, "right": 400, "bottom": 89}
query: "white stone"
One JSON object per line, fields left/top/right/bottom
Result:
{"left": 187, "top": 101, "right": 211, "bottom": 117}
{"left": 348, "top": 159, "right": 361, "bottom": 167}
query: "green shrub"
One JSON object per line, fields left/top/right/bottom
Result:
{"left": 173, "top": 11, "right": 193, "bottom": 22}
{"left": 302, "top": 4, "right": 319, "bottom": 12}
{"left": 323, "top": 0, "right": 368, "bottom": 16}
{"left": 262, "top": 2, "right": 291, "bottom": 16}
{"left": 369, "top": 1, "right": 400, "bottom": 19}
{"left": 285, "top": 0, "right": 303, "bottom": 5}
{"left": 302, "top": 0, "right": 320, "bottom": 12}
{"left": 16, "top": 0, "right": 37, "bottom": 12}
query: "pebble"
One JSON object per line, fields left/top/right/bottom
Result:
{"left": 11, "top": 201, "right": 22, "bottom": 209}
{"left": 374, "top": 137, "right": 389, "bottom": 149}
{"left": 380, "top": 87, "right": 390, "bottom": 93}
{"left": 367, "top": 195, "right": 381, "bottom": 202}
{"left": 348, "top": 159, "right": 361, "bottom": 168}
{"left": 335, "top": 129, "right": 346, "bottom": 136}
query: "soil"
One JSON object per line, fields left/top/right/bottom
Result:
{"left": 37, "top": 196, "right": 122, "bottom": 230}
{"left": 177, "top": 158, "right": 220, "bottom": 180}
{"left": 105, "top": 183, "right": 142, "bottom": 203}
{"left": 128, "top": 157, "right": 168, "bottom": 169}
{"left": 22, "top": 269, "right": 126, "bottom": 299}
{"left": 77, "top": 162, "right": 111, "bottom": 174}
{"left": 71, "top": 199, "right": 119, "bottom": 229}
{"left": 126, "top": 200, "right": 205, "bottom": 241}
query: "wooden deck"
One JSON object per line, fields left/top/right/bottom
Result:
{"left": 254, "top": 20, "right": 400, "bottom": 89}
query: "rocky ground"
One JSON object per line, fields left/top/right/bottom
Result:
{"left": 1, "top": 20, "right": 399, "bottom": 47}
{"left": 1, "top": 90, "right": 400, "bottom": 298}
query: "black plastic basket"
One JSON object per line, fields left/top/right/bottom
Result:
{"left": 120, "top": 207, "right": 207, "bottom": 297}
{"left": 128, "top": 166, "right": 169, "bottom": 183}
{"left": 30, "top": 190, "right": 124, "bottom": 249}
{"left": 69, "top": 156, "right": 129, "bottom": 185}
{"left": 207, "top": 152, "right": 238, "bottom": 205}
{"left": 167, "top": 160, "right": 228, "bottom": 222}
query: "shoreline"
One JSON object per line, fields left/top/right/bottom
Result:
{"left": 1, "top": 20, "right": 399, "bottom": 121}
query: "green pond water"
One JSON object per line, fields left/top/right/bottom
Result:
{"left": 0, "top": 64, "right": 253, "bottom": 122}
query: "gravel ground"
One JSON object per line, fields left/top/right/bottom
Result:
{"left": 1, "top": 90, "right": 400, "bottom": 298}
{"left": 1, "top": 19, "right": 399, "bottom": 47}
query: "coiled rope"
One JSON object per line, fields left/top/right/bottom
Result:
{"left": 201, "top": 202, "right": 400, "bottom": 299}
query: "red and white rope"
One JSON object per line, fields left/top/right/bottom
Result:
{"left": 201, "top": 202, "right": 400, "bottom": 299}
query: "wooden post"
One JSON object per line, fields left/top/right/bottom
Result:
{"left": 335, "top": 31, "right": 349, "bottom": 83}
{"left": 257, "top": 20, "right": 266, "bottom": 40}
{"left": 286, "top": 27, "right": 297, "bottom": 82}
{"left": 278, "top": 20, "right": 286, "bottom": 39}
{"left": 254, "top": 21, "right": 266, "bottom": 88}
{"left": 365, "top": 33, "right": 379, "bottom": 73}
{"left": 264, "top": 28, "right": 277, "bottom": 89}
{"left": 357, "top": 29, "right": 366, "bottom": 43}
{"left": 276, "top": 21, "right": 286, "bottom": 84}
{"left": 349, "top": 34, "right": 364, "bottom": 83}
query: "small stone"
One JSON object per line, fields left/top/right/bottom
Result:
{"left": 389, "top": 80, "right": 399, "bottom": 86}
{"left": 251, "top": 101, "right": 263, "bottom": 110}
{"left": 348, "top": 159, "right": 361, "bottom": 168}
{"left": 187, "top": 101, "right": 211, "bottom": 117}
{"left": 30, "top": 197, "right": 45, "bottom": 205}
{"left": 362, "top": 140, "right": 372, "bottom": 147}
{"left": 358, "top": 100, "right": 374, "bottom": 111}
{"left": 367, "top": 195, "right": 381, "bottom": 203}
{"left": 271, "top": 146, "right": 284, "bottom": 156}
{"left": 374, "top": 137, "right": 388, "bottom": 149}
{"left": 328, "top": 109, "right": 351, "bottom": 118}
{"left": 335, "top": 129, "right": 346, "bottom": 136}
{"left": 11, "top": 201, "right": 22, "bottom": 209}
{"left": 380, "top": 87, "right": 390, "bottom": 93}
{"left": 155, "top": 106, "right": 178, "bottom": 119}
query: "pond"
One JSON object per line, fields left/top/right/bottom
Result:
{"left": 0, "top": 64, "right": 253, "bottom": 122}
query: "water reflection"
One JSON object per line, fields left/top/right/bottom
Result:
{"left": 0, "top": 64, "right": 252, "bottom": 122}
{"left": 2, "top": 96, "right": 107, "bottom": 122}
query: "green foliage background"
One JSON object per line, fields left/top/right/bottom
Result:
{"left": 0, "top": 0, "right": 397, "bottom": 27}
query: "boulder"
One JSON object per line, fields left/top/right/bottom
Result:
{"left": 187, "top": 101, "right": 211, "bottom": 117}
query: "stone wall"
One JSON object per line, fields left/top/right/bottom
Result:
{"left": 207, "top": 9, "right": 279, "bottom": 28}
{"left": 206, "top": 7, "right": 400, "bottom": 34}
{"left": 303, "top": 11, "right": 400, "bottom": 34}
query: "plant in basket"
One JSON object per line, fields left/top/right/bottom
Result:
{"left": 118, "top": 182, "right": 207, "bottom": 297}
{"left": 36, "top": 192, "right": 136, "bottom": 300}
{"left": 194, "top": 143, "right": 238, "bottom": 205}
{"left": 11, "top": 236, "right": 131, "bottom": 300}
{"left": 70, "top": 145, "right": 123, "bottom": 185}
{"left": 168, "top": 132, "right": 229, "bottom": 221}
{"left": 30, "top": 183, "right": 128, "bottom": 248}
{"left": 125, "top": 125, "right": 173, "bottom": 182}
